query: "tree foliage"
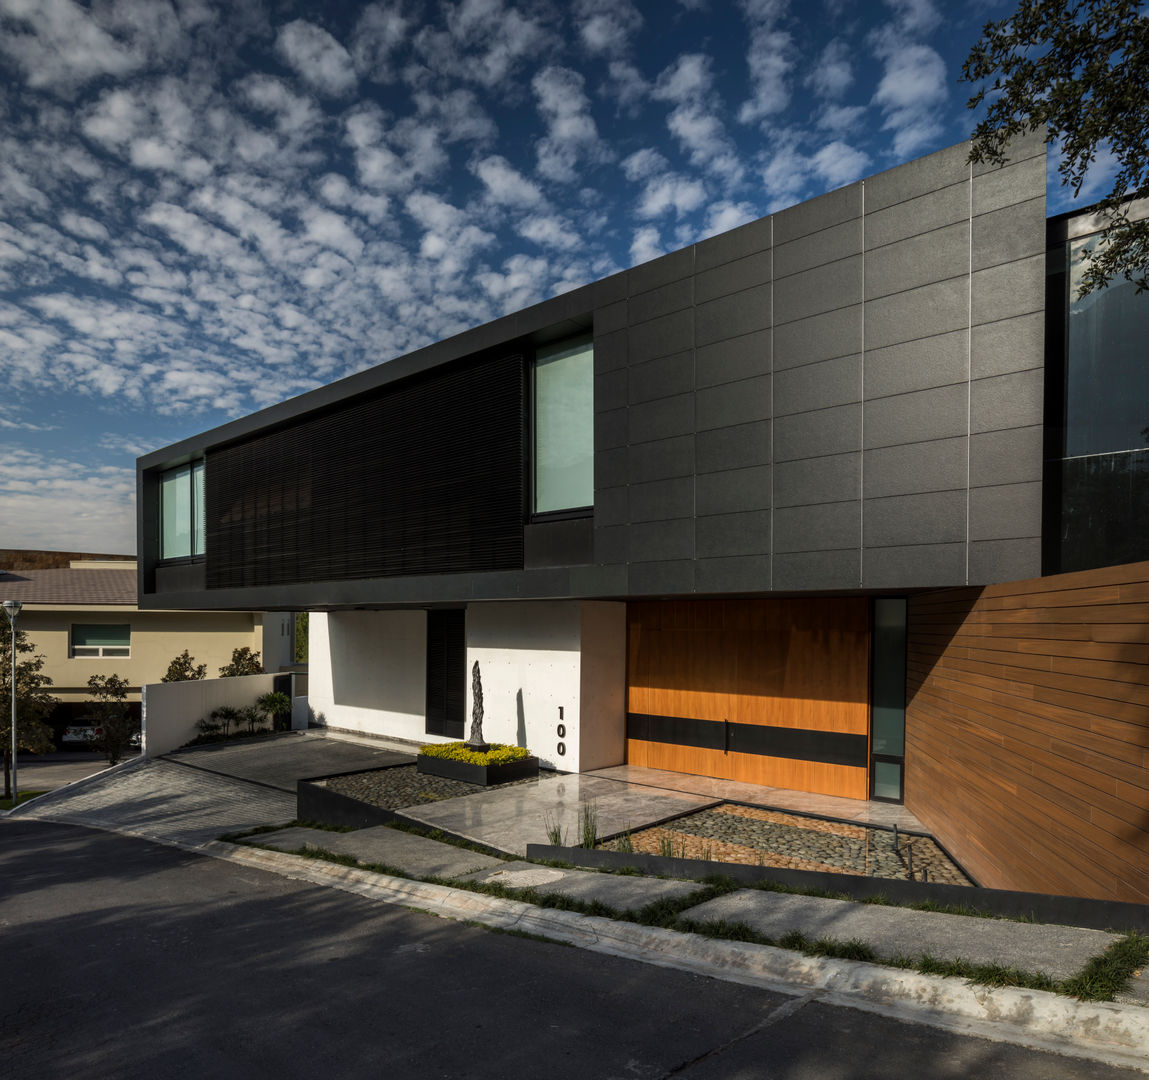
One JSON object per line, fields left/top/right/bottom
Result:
{"left": 0, "top": 627, "right": 56, "bottom": 797}
{"left": 86, "top": 673, "right": 138, "bottom": 765}
{"left": 962, "top": 0, "right": 1149, "bottom": 294}
{"left": 219, "top": 647, "right": 262, "bottom": 677}
{"left": 161, "top": 649, "right": 207, "bottom": 682}
{"left": 294, "top": 612, "right": 308, "bottom": 663}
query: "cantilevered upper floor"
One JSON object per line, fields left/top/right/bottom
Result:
{"left": 138, "top": 134, "right": 1051, "bottom": 611}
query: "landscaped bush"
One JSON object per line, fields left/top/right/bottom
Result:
{"left": 418, "top": 741, "right": 530, "bottom": 766}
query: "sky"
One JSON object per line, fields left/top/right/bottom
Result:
{"left": 0, "top": 0, "right": 1113, "bottom": 555}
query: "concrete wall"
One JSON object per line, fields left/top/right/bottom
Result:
{"left": 592, "top": 131, "right": 1047, "bottom": 596}
{"left": 309, "top": 610, "right": 428, "bottom": 741}
{"left": 19, "top": 605, "right": 267, "bottom": 704}
{"left": 466, "top": 601, "right": 583, "bottom": 770}
{"left": 141, "top": 672, "right": 281, "bottom": 757}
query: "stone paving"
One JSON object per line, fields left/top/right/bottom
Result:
{"left": 12, "top": 758, "right": 295, "bottom": 846}
{"left": 605, "top": 804, "right": 972, "bottom": 885}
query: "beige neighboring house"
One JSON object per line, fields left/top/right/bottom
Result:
{"left": 0, "top": 559, "right": 294, "bottom": 740}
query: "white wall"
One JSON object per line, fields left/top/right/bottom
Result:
{"left": 308, "top": 601, "right": 628, "bottom": 771}
{"left": 142, "top": 672, "right": 281, "bottom": 757}
{"left": 465, "top": 601, "right": 582, "bottom": 769}
{"left": 309, "top": 610, "right": 428, "bottom": 741}
{"left": 261, "top": 612, "right": 296, "bottom": 671}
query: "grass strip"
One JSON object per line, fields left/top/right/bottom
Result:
{"left": 1061, "top": 932, "right": 1149, "bottom": 1002}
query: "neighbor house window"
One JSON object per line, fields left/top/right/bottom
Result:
{"left": 534, "top": 336, "right": 593, "bottom": 515}
{"left": 160, "top": 459, "right": 205, "bottom": 559}
{"left": 71, "top": 624, "right": 131, "bottom": 658}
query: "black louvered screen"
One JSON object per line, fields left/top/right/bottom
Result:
{"left": 205, "top": 352, "right": 524, "bottom": 589}
{"left": 425, "top": 609, "right": 465, "bottom": 738}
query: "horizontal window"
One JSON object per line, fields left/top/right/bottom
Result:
{"left": 71, "top": 624, "right": 131, "bottom": 659}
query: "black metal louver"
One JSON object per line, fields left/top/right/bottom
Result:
{"left": 205, "top": 352, "right": 525, "bottom": 589}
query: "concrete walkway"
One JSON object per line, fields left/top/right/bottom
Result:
{"left": 7, "top": 731, "right": 1148, "bottom": 1073}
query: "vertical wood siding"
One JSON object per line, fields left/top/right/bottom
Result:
{"left": 906, "top": 561, "right": 1149, "bottom": 902}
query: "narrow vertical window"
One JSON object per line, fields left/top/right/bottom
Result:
{"left": 534, "top": 336, "right": 593, "bottom": 515}
{"left": 160, "top": 459, "right": 205, "bottom": 559}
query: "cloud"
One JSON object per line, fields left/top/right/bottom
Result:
{"left": 0, "top": 445, "right": 136, "bottom": 553}
{"left": 738, "top": 0, "right": 793, "bottom": 124}
{"left": 884, "top": 0, "right": 941, "bottom": 35}
{"left": 630, "top": 225, "right": 663, "bottom": 264}
{"left": 532, "top": 66, "right": 608, "bottom": 182}
{"left": 276, "top": 19, "right": 356, "bottom": 97}
{"left": 0, "top": 0, "right": 144, "bottom": 92}
{"left": 701, "top": 201, "right": 758, "bottom": 238}
{"left": 810, "top": 141, "right": 870, "bottom": 187}
{"left": 637, "top": 174, "right": 707, "bottom": 218}
{"left": 653, "top": 54, "right": 744, "bottom": 184}
{"left": 517, "top": 215, "right": 581, "bottom": 250}
{"left": 807, "top": 39, "right": 853, "bottom": 100}
{"left": 472, "top": 155, "right": 544, "bottom": 207}
{"left": 817, "top": 103, "right": 867, "bottom": 136}
{"left": 574, "top": 0, "right": 642, "bottom": 57}
{"left": 872, "top": 41, "right": 947, "bottom": 158}
{"left": 351, "top": 2, "right": 408, "bottom": 82}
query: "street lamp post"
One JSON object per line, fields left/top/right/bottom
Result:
{"left": 2, "top": 599, "right": 22, "bottom": 807}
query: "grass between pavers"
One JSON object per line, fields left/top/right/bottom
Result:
{"left": 233, "top": 837, "right": 1149, "bottom": 1003}
{"left": 1, "top": 790, "right": 48, "bottom": 810}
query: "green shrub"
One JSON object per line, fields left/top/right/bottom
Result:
{"left": 418, "top": 741, "right": 530, "bottom": 766}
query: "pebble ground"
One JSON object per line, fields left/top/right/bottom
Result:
{"left": 325, "top": 764, "right": 539, "bottom": 809}
{"left": 604, "top": 804, "right": 972, "bottom": 885}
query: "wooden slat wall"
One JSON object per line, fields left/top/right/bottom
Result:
{"left": 627, "top": 599, "right": 870, "bottom": 799}
{"left": 906, "top": 560, "right": 1149, "bottom": 903}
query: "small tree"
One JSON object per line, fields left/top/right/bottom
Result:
{"left": 257, "top": 691, "right": 292, "bottom": 732}
{"left": 85, "top": 673, "right": 138, "bottom": 765}
{"left": 0, "top": 627, "right": 55, "bottom": 798}
{"left": 963, "top": 0, "right": 1149, "bottom": 294}
{"left": 161, "top": 650, "right": 207, "bottom": 682}
{"left": 295, "top": 613, "right": 308, "bottom": 663}
{"left": 219, "top": 647, "right": 262, "bottom": 677}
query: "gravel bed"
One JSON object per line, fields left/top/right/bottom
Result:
{"left": 324, "top": 764, "right": 539, "bottom": 810}
{"left": 604, "top": 804, "right": 972, "bottom": 886}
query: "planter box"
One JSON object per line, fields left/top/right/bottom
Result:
{"left": 417, "top": 753, "right": 538, "bottom": 787}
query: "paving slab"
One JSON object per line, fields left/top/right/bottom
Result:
{"left": 253, "top": 825, "right": 505, "bottom": 879}
{"left": 461, "top": 859, "right": 707, "bottom": 911}
{"left": 401, "top": 771, "right": 716, "bottom": 855}
{"left": 12, "top": 758, "right": 295, "bottom": 846}
{"left": 681, "top": 890, "right": 1121, "bottom": 980}
{"left": 164, "top": 733, "right": 412, "bottom": 791}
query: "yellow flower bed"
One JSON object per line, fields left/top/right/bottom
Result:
{"left": 418, "top": 741, "right": 531, "bottom": 766}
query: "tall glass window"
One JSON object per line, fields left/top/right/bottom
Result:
{"left": 160, "top": 459, "right": 205, "bottom": 559}
{"left": 534, "top": 336, "right": 594, "bottom": 515}
{"left": 1047, "top": 229, "right": 1149, "bottom": 573}
{"left": 871, "top": 598, "right": 907, "bottom": 803}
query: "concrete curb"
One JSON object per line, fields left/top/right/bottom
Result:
{"left": 210, "top": 841, "right": 1149, "bottom": 1075}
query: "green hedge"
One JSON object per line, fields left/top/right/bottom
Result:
{"left": 418, "top": 741, "right": 531, "bottom": 766}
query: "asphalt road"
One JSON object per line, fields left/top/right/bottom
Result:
{"left": 1, "top": 821, "right": 1139, "bottom": 1080}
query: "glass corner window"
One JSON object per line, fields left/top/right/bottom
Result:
{"left": 160, "top": 458, "right": 205, "bottom": 559}
{"left": 534, "top": 336, "right": 594, "bottom": 515}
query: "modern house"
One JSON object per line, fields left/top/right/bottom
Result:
{"left": 1, "top": 558, "right": 295, "bottom": 737}
{"left": 136, "top": 134, "right": 1149, "bottom": 903}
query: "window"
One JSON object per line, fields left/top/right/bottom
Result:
{"left": 71, "top": 624, "right": 130, "bottom": 658}
{"left": 534, "top": 336, "right": 593, "bottom": 515}
{"left": 160, "top": 459, "right": 205, "bottom": 559}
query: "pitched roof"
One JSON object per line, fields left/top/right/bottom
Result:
{"left": 0, "top": 567, "right": 137, "bottom": 606}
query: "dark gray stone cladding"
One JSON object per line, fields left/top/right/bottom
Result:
{"left": 140, "top": 135, "right": 1047, "bottom": 611}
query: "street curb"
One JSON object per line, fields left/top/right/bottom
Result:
{"left": 209, "top": 841, "right": 1149, "bottom": 1075}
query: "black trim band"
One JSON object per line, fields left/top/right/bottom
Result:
{"left": 627, "top": 713, "right": 867, "bottom": 768}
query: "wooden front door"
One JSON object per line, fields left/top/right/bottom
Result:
{"left": 626, "top": 598, "right": 871, "bottom": 799}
